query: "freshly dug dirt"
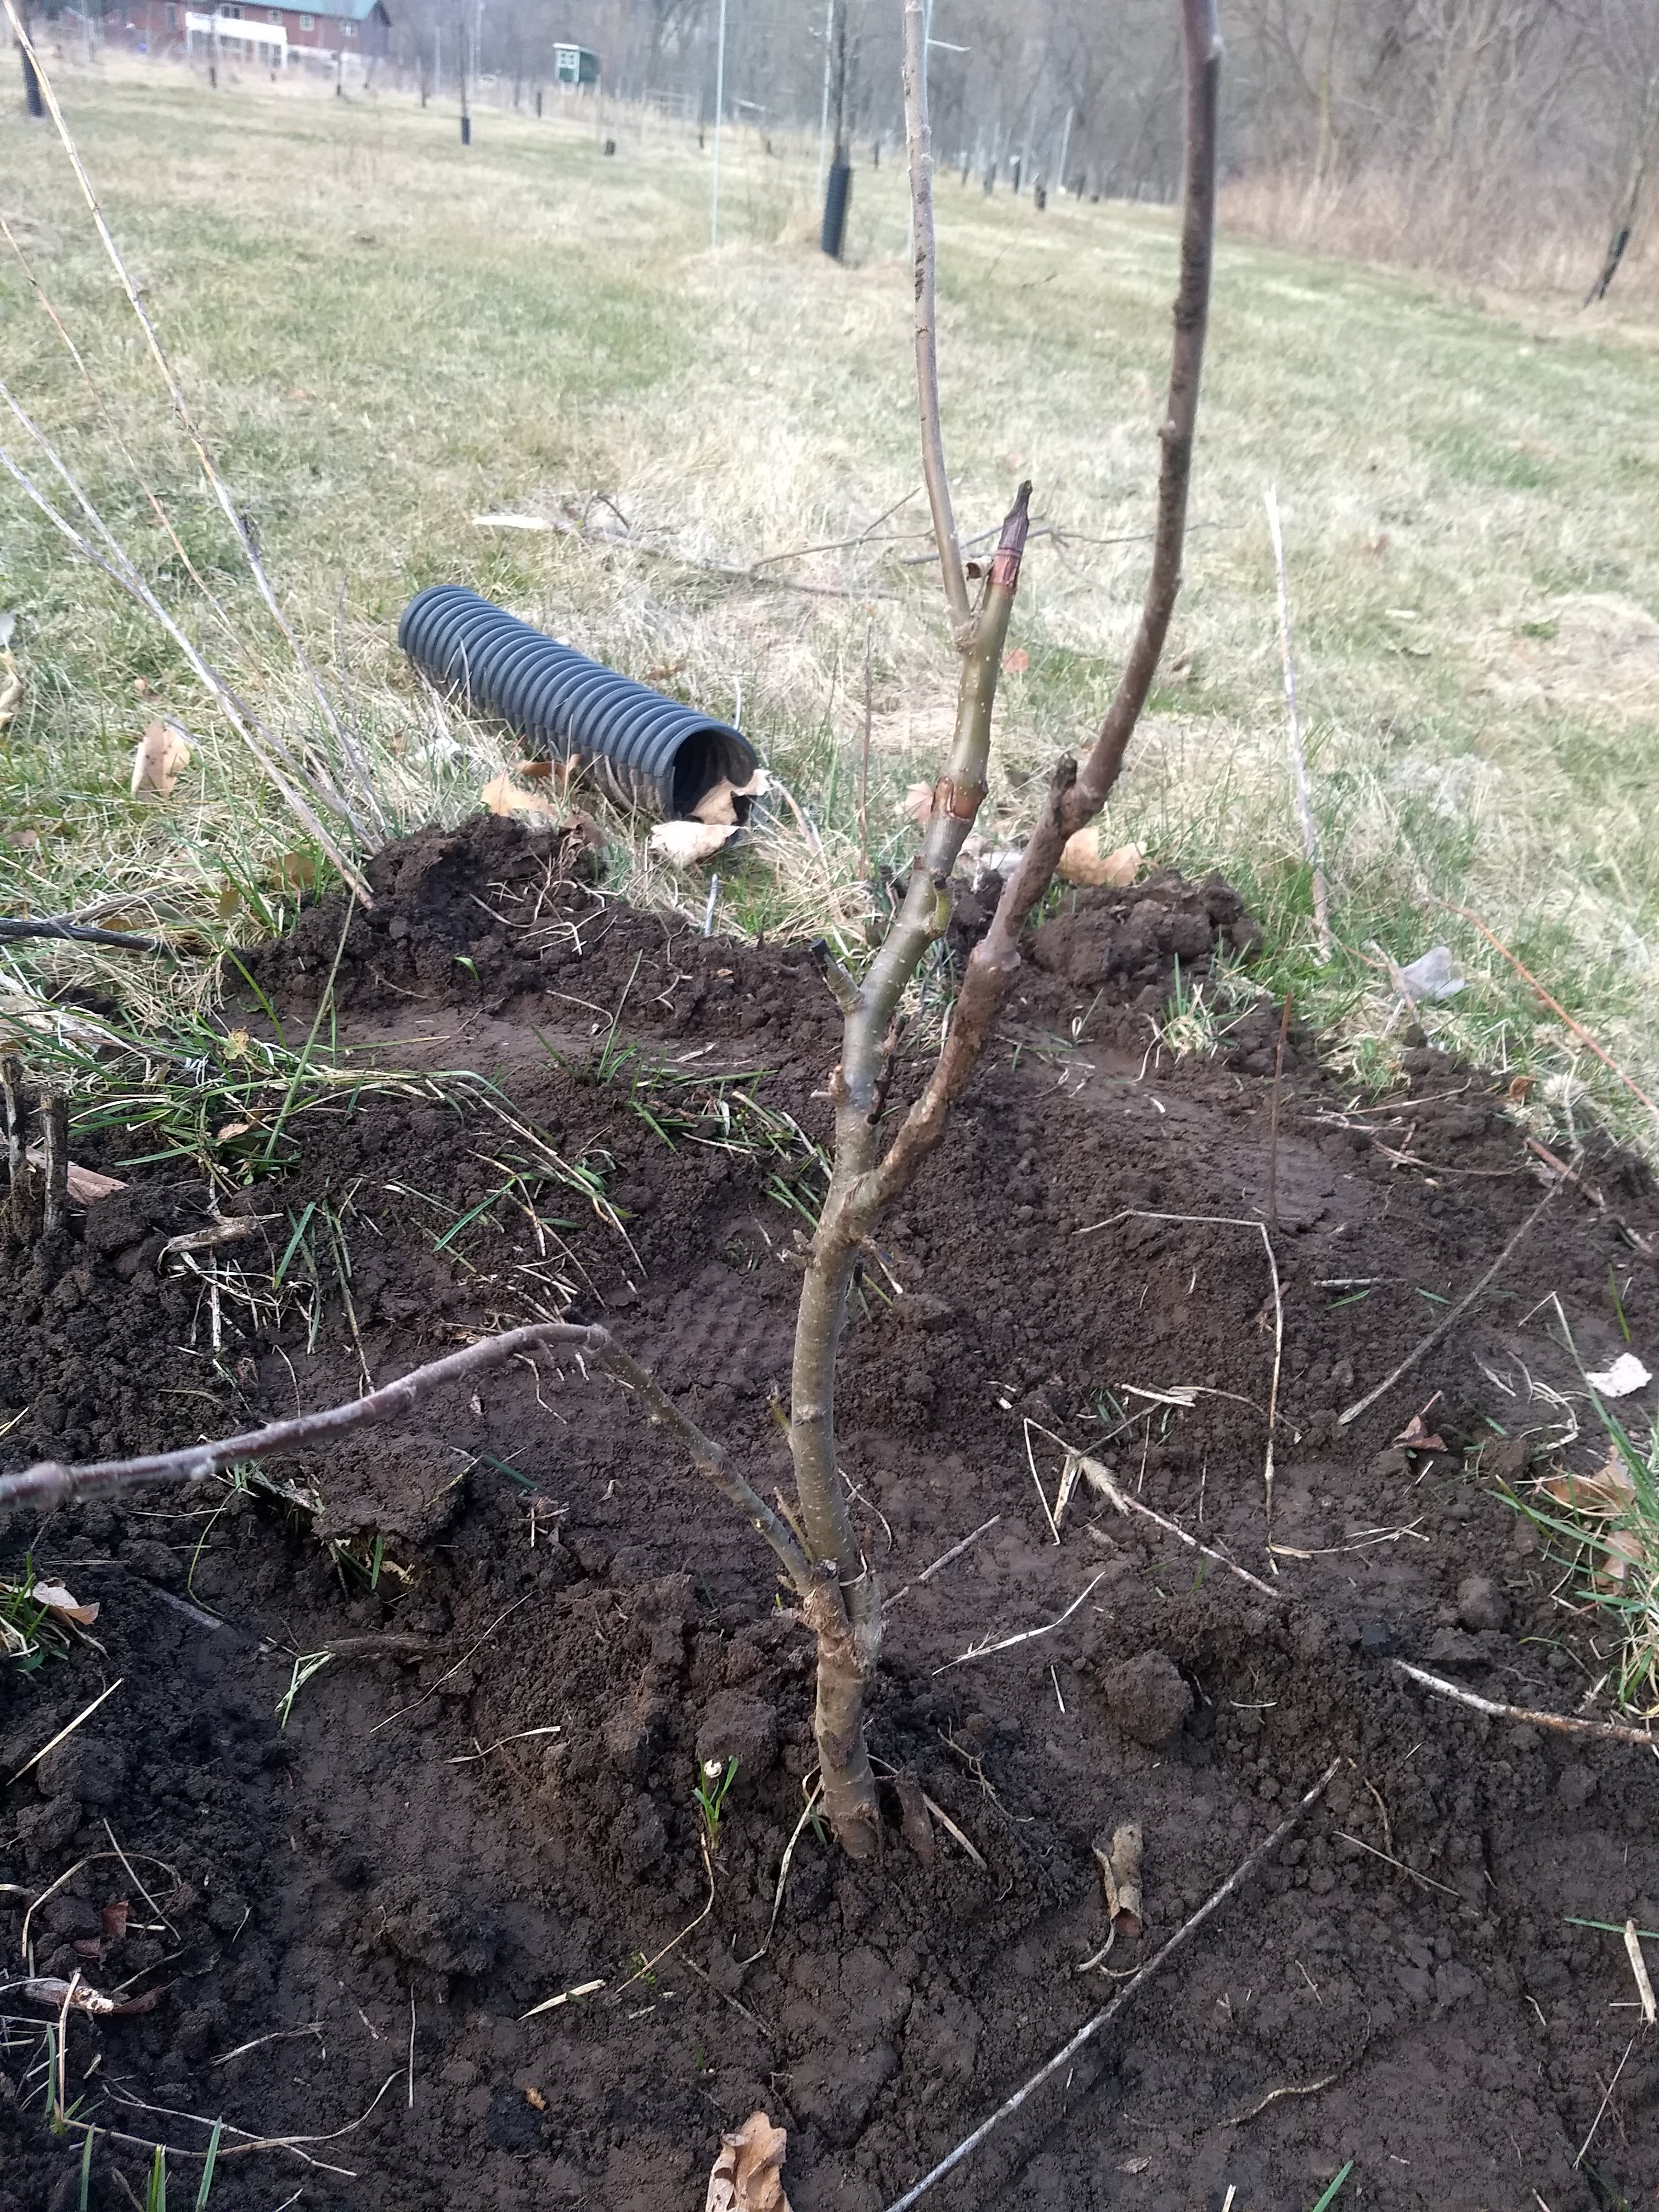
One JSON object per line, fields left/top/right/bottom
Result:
{"left": 3, "top": 816, "right": 1658, "bottom": 2212}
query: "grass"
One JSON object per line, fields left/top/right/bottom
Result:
{"left": 1517, "top": 1395, "right": 1659, "bottom": 1716}
{"left": 1, "top": 54, "right": 1658, "bottom": 1154}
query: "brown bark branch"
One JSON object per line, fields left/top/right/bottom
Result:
{"left": 902, "top": 0, "right": 973, "bottom": 641}
{"left": 868, "top": 0, "right": 1222, "bottom": 1214}
{"left": 40, "top": 1094, "right": 67, "bottom": 1240}
{"left": 0, "top": 916, "right": 164, "bottom": 952}
{"left": 786, "top": 487, "right": 1031, "bottom": 1855}
{"left": 0, "top": 1321, "right": 812, "bottom": 1596}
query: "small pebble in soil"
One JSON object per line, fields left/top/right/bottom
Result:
{"left": 1098, "top": 1651, "right": 1192, "bottom": 1747}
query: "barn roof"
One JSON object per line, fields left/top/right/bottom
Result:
{"left": 302, "top": 0, "right": 389, "bottom": 19}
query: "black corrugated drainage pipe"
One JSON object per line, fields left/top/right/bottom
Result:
{"left": 398, "top": 585, "right": 758, "bottom": 819}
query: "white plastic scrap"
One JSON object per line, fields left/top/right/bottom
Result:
{"left": 1585, "top": 1353, "right": 1652, "bottom": 1399}
{"left": 1397, "top": 945, "right": 1465, "bottom": 1002}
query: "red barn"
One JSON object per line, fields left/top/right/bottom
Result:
{"left": 122, "top": 0, "right": 391, "bottom": 65}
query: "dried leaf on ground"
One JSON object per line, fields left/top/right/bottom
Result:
{"left": 100, "top": 1900, "right": 129, "bottom": 1941}
{"left": 1093, "top": 1819, "right": 1144, "bottom": 1937}
{"left": 650, "top": 819, "right": 738, "bottom": 866}
{"left": 22, "top": 1148, "right": 126, "bottom": 1205}
{"left": 1393, "top": 1412, "right": 1446, "bottom": 1452}
{"left": 130, "top": 720, "right": 191, "bottom": 799}
{"left": 903, "top": 781, "right": 934, "bottom": 830}
{"left": 21, "top": 1976, "right": 161, "bottom": 2016}
{"left": 1057, "top": 829, "right": 1143, "bottom": 888}
{"left": 691, "top": 768, "right": 772, "bottom": 827}
{"left": 1539, "top": 1446, "right": 1643, "bottom": 1590}
{"left": 1585, "top": 1353, "right": 1652, "bottom": 1398}
{"left": 1004, "top": 647, "right": 1030, "bottom": 674}
{"left": 704, "top": 2111, "right": 792, "bottom": 2212}
{"left": 31, "top": 1581, "right": 99, "bottom": 1626}
{"left": 0, "top": 661, "right": 22, "bottom": 727}
{"left": 481, "top": 771, "right": 562, "bottom": 827}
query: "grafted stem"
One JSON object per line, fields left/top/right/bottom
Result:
{"left": 788, "top": 486, "right": 1031, "bottom": 1855}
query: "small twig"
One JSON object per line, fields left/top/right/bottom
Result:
{"left": 0, "top": 916, "right": 164, "bottom": 951}
{"left": 882, "top": 1756, "right": 1341, "bottom": 2210}
{"left": 887, "top": 1515, "right": 1001, "bottom": 1607}
{"left": 921, "top": 1792, "right": 988, "bottom": 1870}
{"left": 1393, "top": 1660, "right": 1659, "bottom": 1751}
{"left": 736, "top": 1783, "right": 824, "bottom": 1965}
{"left": 1573, "top": 2036, "right": 1634, "bottom": 2168}
{"left": 9, "top": 1678, "right": 123, "bottom": 1782}
{"left": 1264, "top": 487, "right": 1330, "bottom": 958}
{"left": 1267, "top": 989, "right": 1293, "bottom": 1228}
{"left": 518, "top": 1976, "right": 605, "bottom": 2021}
{"left": 405, "top": 1985, "right": 415, "bottom": 2109}
{"left": 1334, "top": 1829, "right": 1462, "bottom": 1899}
{"left": 1338, "top": 1184, "right": 1559, "bottom": 1427}
{"left": 935, "top": 1572, "right": 1106, "bottom": 1671}
{"left": 1623, "top": 1921, "right": 1657, "bottom": 2026}
{"left": 1228, "top": 2055, "right": 1353, "bottom": 2125}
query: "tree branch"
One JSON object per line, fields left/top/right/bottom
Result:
{"left": 0, "top": 1319, "right": 813, "bottom": 1596}
{"left": 902, "top": 0, "right": 973, "bottom": 641}
{"left": 868, "top": 0, "right": 1222, "bottom": 1211}
{"left": 0, "top": 917, "right": 163, "bottom": 952}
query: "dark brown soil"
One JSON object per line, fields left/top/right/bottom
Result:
{"left": 4, "top": 816, "right": 1658, "bottom": 2212}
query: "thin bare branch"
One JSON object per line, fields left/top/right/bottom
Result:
{"left": 0, "top": 1319, "right": 811, "bottom": 1594}
{"left": 1338, "top": 1182, "right": 1559, "bottom": 1426}
{"left": 902, "top": 0, "right": 973, "bottom": 639}
{"left": 869, "top": 0, "right": 1223, "bottom": 1207}
{"left": 1393, "top": 1661, "right": 1659, "bottom": 1751}
{"left": 0, "top": 916, "right": 163, "bottom": 952}
{"left": 883, "top": 1756, "right": 1341, "bottom": 2210}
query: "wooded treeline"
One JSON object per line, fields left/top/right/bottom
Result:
{"left": 380, "top": 0, "right": 1657, "bottom": 292}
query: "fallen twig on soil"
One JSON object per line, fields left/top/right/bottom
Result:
{"left": 0, "top": 1322, "right": 810, "bottom": 1592}
{"left": 1228, "top": 2050, "right": 1357, "bottom": 2125}
{"left": 935, "top": 1572, "right": 1107, "bottom": 1672}
{"left": 9, "top": 1677, "right": 123, "bottom": 1781}
{"left": 1573, "top": 2035, "right": 1634, "bottom": 2169}
{"left": 1338, "top": 1184, "right": 1560, "bottom": 1427}
{"left": 1334, "top": 1830, "right": 1462, "bottom": 1899}
{"left": 882, "top": 1755, "right": 1342, "bottom": 2210}
{"left": 1393, "top": 1660, "right": 1659, "bottom": 1751}
{"left": 1075, "top": 1211, "right": 1283, "bottom": 1560}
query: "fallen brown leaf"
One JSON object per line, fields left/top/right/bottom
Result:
{"left": 1093, "top": 1820, "right": 1144, "bottom": 1938}
{"left": 31, "top": 1581, "right": 99, "bottom": 1627}
{"left": 278, "top": 853, "right": 318, "bottom": 894}
{"left": 1393, "top": 1413, "right": 1446, "bottom": 1452}
{"left": 0, "top": 659, "right": 23, "bottom": 727}
{"left": 902, "top": 781, "right": 934, "bottom": 830}
{"left": 650, "top": 819, "right": 738, "bottom": 866}
{"left": 704, "top": 2111, "right": 792, "bottom": 2212}
{"left": 481, "top": 770, "right": 562, "bottom": 827}
{"left": 523, "top": 2083, "right": 548, "bottom": 2112}
{"left": 100, "top": 1899, "right": 129, "bottom": 1941}
{"left": 1004, "top": 647, "right": 1029, "bottom": 674}
{"left": 23, "top": 1147, "right": 126, "bottom": 1205}
{"left": 130, "top": 720, "right": 191, "bottom": 799}
{"left": 1057, "top": 829, "right": 1143, "bottom": 889}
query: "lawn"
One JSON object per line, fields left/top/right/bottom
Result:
{"left": 3, "top": 52, "right": 1658, "bottom": 1148}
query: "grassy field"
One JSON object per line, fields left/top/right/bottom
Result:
{"left": 3, "top": 54, "right": 1658, "bottom": 1148}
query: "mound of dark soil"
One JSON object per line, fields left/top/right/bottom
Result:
{"left": 3, "top": 816, "right": 1657, "bottom": 2212}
